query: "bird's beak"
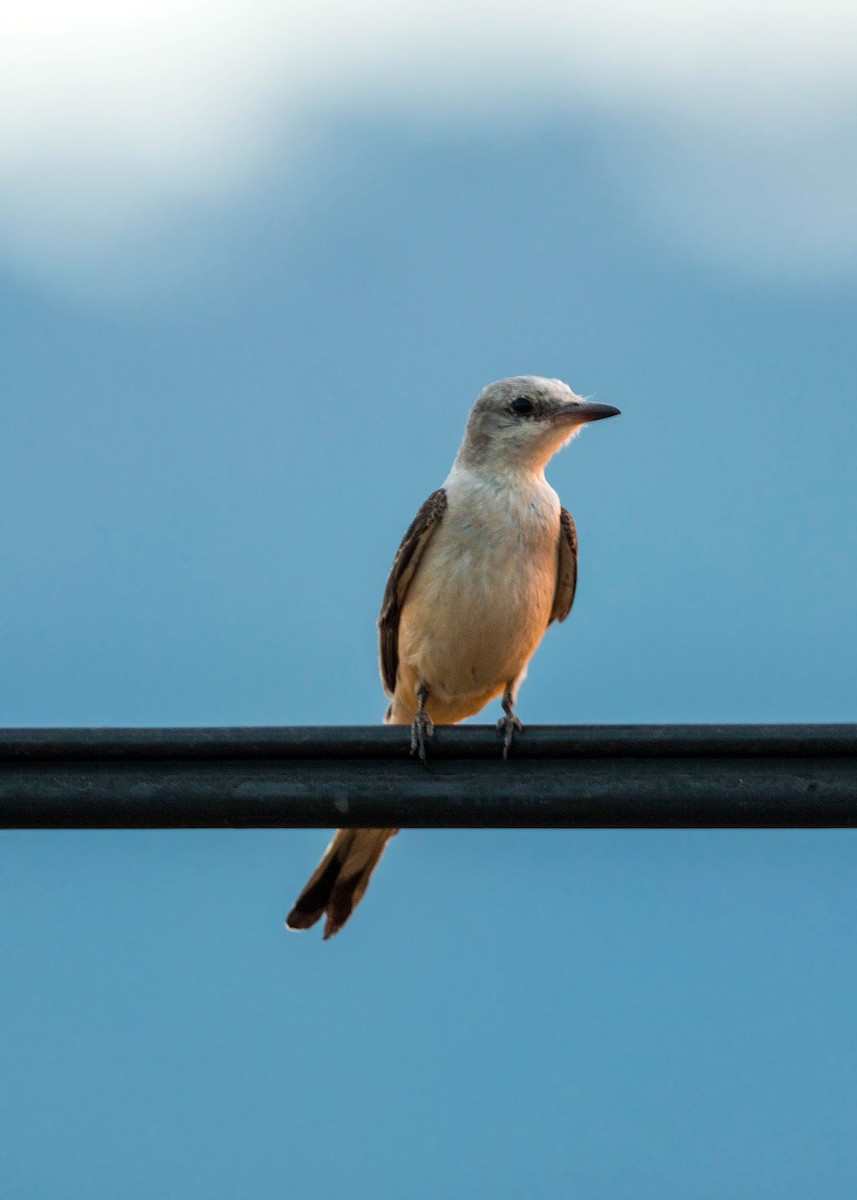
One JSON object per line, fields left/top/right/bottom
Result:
{"left": 555, "top": 400, "right": 621, "bottom": 425}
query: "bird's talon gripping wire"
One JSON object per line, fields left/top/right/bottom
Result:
{"left": 410, "top": 686, "right": 434, "bottom": 763}
{"left": 498, "top": 698, "right": 523, "bottom": 759}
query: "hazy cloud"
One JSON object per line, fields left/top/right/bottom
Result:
{"left": 1, "top": 0, "right": 855, "bottom": 287}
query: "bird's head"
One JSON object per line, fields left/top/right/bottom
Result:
{"left": 457, "top": 376, "right": 620, "bottom": 475}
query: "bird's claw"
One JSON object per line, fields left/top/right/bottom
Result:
{"left": 497, "top": 712, "right": 523, "bottom": 759}
{"left": 410, "top": 710, "right": 434, "bottom": 763}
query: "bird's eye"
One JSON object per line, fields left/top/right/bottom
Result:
{"left": 511, "top": 397, "right": 535, "bottom": 416}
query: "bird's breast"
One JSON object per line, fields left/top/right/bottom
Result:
{"left": 396, "top": 472, "right": 561, "bottom": 713}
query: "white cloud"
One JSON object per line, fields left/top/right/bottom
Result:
{"left": 1, "top": 0, "right": 856, "bottom": 287}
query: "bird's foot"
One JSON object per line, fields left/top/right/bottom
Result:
{"left": 410, "top": 709, "right": 434, "bottom": 763}
{"left": 497, "top": 711, "right": 523, "bottom": 759}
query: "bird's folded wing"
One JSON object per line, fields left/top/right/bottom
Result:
{"left": 549, "top": 506, "right": 578, "bottom": 624}
{"left": 378, "top": 487, "right": 448, "bottom": 694}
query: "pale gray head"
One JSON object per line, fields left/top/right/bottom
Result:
{"left": 456, "top": 375, "right": 620, "bottom": 474}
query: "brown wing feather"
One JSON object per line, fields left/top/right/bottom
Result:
{"left": 550, "top": 507, "right": 578, "bottom": 624}
{"left": 378, "top": 488, "right": 448, "bottom": 695}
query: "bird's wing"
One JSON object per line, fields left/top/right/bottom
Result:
{"left": 549, "top": 506, "right": 578, "bottom": 624}
{"left": 378, "top": 487, "right": 448, "bottom": 695}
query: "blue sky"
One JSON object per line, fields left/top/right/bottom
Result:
{"left": 2, "top": 5, "right": 857, "bottom": 1197}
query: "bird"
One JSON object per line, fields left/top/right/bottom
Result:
{"left": 286, "top": 375, "right": 619, "bottom": 938}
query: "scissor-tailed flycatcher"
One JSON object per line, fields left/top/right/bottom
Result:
{"left": 287, "top": 375, "right": 619, "bottom": 938}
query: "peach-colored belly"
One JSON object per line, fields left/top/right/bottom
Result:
{"left": 386, "top": 485, "right": 559, "bottom": 725}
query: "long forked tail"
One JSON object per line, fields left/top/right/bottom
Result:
{"left": 286, "top": 828, "right": 398, "bottom": 939}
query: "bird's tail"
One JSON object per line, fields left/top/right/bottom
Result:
{"left": 286, "top": 828, "right": 398, "bottom": 939}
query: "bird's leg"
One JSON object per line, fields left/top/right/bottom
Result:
{"left": 410, "top": 683, "right": 434, "bottom": 763}
{"left": 497, "top": 686, "right": 523, "bottom": 759}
